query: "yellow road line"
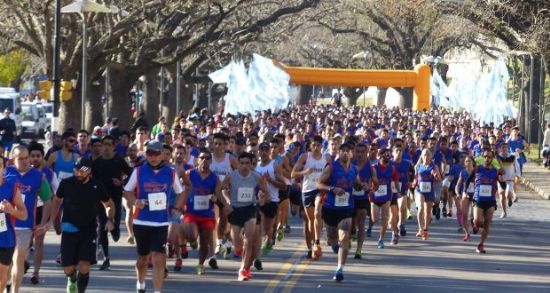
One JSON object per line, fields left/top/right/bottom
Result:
{"left": 281, "top": 257, "right": 310, "bottom": 293}
{"left": 264, "top": 244, "right": 306, "bottom": 293}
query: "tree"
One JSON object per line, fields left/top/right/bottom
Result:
{"left": 0, "top": 50, "right": 29, "bottom": 88}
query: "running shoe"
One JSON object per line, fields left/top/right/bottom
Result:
{"left": 500, "top": 212, "right": 507, "bottom": 219}
{"left": 435, "top": 207, "right": 441, "bottom": 220}
{"left": 67, "top": 277, "right": 77, "bottom": 293}
{"left": 254, "top": 258, "right": 263, "bottom": 271}
{"left": 331, "top": 244, "right": 340, "bottom": 253}
{"left": 190, "top": 241, "right": 198, "bottom": 250}
{"left": 391, "top": 233, "right": 399, "bottom": 245}
{"left": 508, "top": 196, "right": 513, "bottom": 207}
{"left": 448, "top": 210, "right": 453, "bottom": 217}
{"left": 442, "top": 207, "right": 448, "bottom": 218}
{"left": 313, "top": 244, "right": 323, "bottom": 260}
{"left": 138, "top": 289, "right": 146, "bottom": 293}
{"left": 30, "top": 272, "right": 39, "bottom": 285}
{"left": 472, "top": 219, "right": 479, "bottom": 234}
{"left": 463, "top": 233, "right": 471, "bottom": 242}
{"left": 276, "top": 228, "right": 284, "bottom": 242}
{"left": 366, "top": 228, "right": 372, "bottom": 238}
{"left": 333, "top": 268, "right": 344, "bottom": 282}
{"left": 399, "top": 224, "right": 406, "bottom": 237}
{"left": 407, "top": 210, "right": 413, "bottom": 220}
{"left": 513, "top": 196, "right": 518, "bottom": 203}
{"left": 238, "top": 269, "right": 250, "bottom": 281}
{"left": 224, "top": 247, "right": 232, "bottom": 259}
{"left": 196, "top": 265, "right": 205, "bottom": 275}
{"left": 354, "top": 248, "right": 362, "bottom": 259}
{"left": 208, "top": 257, "right": 219, "bottom": 270}
{"left": 127, "top": 236, "right": 135, "bottom": 245}
{"left": 377, "top": 240, "right": 385, "bottom": 249}
{"left": 24, "top": 260, "right": 30, "bottom": 274}
{"left": 174, "top": 258, "right": 183, "bottom": 272}
{"left": 181, "top": 245, "right": 189, "bottom": 259}
{"left": 476, "top": 244, "right": 486, "bottom": 254}
{"left": 99, "top": 259, "right": 110, "bottom": 271}
{"left": 284, "top": 225, "right": 291, "bottom": 234}
{"left": 262, "top": 242, "right": 273, "bottom": 256}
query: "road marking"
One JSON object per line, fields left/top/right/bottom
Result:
{"left": 264, "top": 244, "right": 308, "bottom": 293}
{"left": 281, "top": 257, "right": 310, "bottom": 293}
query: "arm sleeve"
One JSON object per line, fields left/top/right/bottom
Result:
{"left": 38, "top": 179, "right": 53, "bottom": 201}
{"left": 124, "top": 169, "right": 138, "bottom": 192}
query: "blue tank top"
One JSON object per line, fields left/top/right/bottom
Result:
{"left": 54, "top": 151, "right": 76, "bottom": 180}
{"left": 460, "top": 169, "right": 475, "bottom": 197}
{"left": 474, "top": 165, "right": 498, "bottom": 202}
{"left": 373, "top": 162, "right": 394, "bottom": 203}
{"left": 507, "top": 137, "right": 526, "bottom": 164}
{"left": 186, "top": 169, "right": 217, "bottom": 217}
{"left": 323, "top": 160, "right": 356, "bottom": 210}
{"left": 4, "top": 166, "right": 43, "bottom": 229}
{"left": 134, "top": 163, "right": 175, "bottom": 226}
{"left": 0, "top": 180, "right": 17, "bottom": 247}
{"left": 351, "top": 161, "right": 371, "bottom": 200}
{"left": 393, "top": 160, "right": 411, "bottom": 195}
{"left": 416, "top": 163, "right": 435, "bottom": 196}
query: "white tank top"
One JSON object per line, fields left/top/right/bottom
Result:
{"left": 211, "top": 153, "right": 232, "bottom": 181}
{"left": 256, "top": 160, "right": 279, "bottom": 202}
{"left": 302, "top": 153, "right": 326, "bottom": 192}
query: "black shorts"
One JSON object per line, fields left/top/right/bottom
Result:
{"left": 278, "top": 188, "right": 289, "bottom": 201}
{"left": 390, "top": 194, "right": 399, "bottom": 206}
{"left": 259, "top": 202, "right": 278, "bottom": 218}
{"left": 474, "top": 200, "right": 497, "bottom": 212}
{"left": 228, "top": 205, "right": 257, "bottom": 227}
{"left": 35, "top": 206, "right": 43, "bottom": 225}
{"left": 0, "top": 246, "right": 15, "bottom": 266}
{"left": 289, "top": 186, "right": 302, "bottom": 206}
{"left": 302, "top": 190, "right": 320, "bottom": 208}
{"left": 133, "top": 225, "right": 168, "bottom": 256}
{"left": 61, "top": 231, "right": 97, "bottom": 266}
{"left": 322, "top": 207, "right": 352, "bottom": 227}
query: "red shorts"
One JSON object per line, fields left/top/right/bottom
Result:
{"left": 184, "top": 213, "right": 216, "bottom": 230}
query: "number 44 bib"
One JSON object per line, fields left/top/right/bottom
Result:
{"left": 148, "top": 192, "right": 167, "bottom": 211}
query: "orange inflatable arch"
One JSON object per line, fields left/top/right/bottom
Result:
{"left": 274, "top": 62, "right": 431, "bottom": 110}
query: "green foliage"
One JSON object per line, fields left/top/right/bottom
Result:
{"left": 0, "top": 50, "right": 28, "bottom": 87}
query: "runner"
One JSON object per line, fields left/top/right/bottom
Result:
{"left": 455, "top": 154, "right": 475, "bottom": 241}
{"left": 414, "top": 149, "right": 442, "bottom": 240}
{"left": 0, "top": 165, "right": 27, "bottom": 292}
{"left": 180, "top": 148, "right": 221, "bottom": 275}
{"left": 472, "top": 149, "right": 503, "bottom": 253}
{"left": 390, "top": 142, "right": 413, "bottom": 240}
{"left": 220, "top": 152, "right": 268, "bottom": 281}
{"left": 292, "top": 135, "right": 331, "bottom": 259}
{"left": 51, "top": 157, "right": 115, "bottom": 293}
{"left": 496, "top": 142, "right": 520, "bottom": 218}
{"left": 123, "top": 140, "right": 184, "bottom": 293}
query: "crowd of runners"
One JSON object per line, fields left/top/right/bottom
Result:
{"left": 0, "top": 103, "right": 529, "bottom": 292}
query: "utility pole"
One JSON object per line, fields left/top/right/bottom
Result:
{"left": 52, "top": 0, "right": 62, "bottom": 132}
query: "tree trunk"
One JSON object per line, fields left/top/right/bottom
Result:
{"left": 343, "top": 87, "right": 363, "bottom": 106}
{"left": 396, "top": 88, "right": 413, "bottom": 108}
{"left": 108, "top": 65, "right": 137, "bottom": 131}
{"left": 297, "top": 85, "right": 312, "bottom": 105}
{"left": 527, "top": 55, "right": 543, "bottom": 143}
{"left": 193, "top": 82, "right": 209, "bottom": 111}
{"left": 376, "top": 87, "right": 388, "bottom": 107}
{"left": 85, "top": 74, "right": 105, "bottom": 130}
{"left": 162, "top": 64, "right": 177, "bottom": 124}
{"left": 180, "top": 83, "right": 195, "bottom": 115}
{"left": 59, "top": 91, "right": 80, "bottom": 132}
{"left": 142, "top": 70, "right": 160, "bottom": 126}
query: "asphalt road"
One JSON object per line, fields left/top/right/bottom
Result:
{"left": 19, "top": 185, "right": 550, "bottom": 293}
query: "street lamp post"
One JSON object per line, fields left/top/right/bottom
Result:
{"left": 62, "top": 0, "right": 116, "bottom": 129}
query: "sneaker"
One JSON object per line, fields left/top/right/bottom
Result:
{"left": 238, "top": 269, "right": 250, "bottom": 281}
{"left": 448, "top": 210, "right": 453, "bottom": 217}
{"left": 99, "top": 259, "right": 110, "bottom": 271}
{"left": 366, "top": 228, "right": 372, "bottom": 238}
{"left": 208, "top": 257, "right": 219, "bottom": 270}
{"left": 500, "top": 212, "right": 507, "bottom": 219}
{"left": 442, "top": 207, "right": 447, "bottom": 218}
{"left": 196, "top": 265, "right": 205, "bottom": 275}
{"left": 391, "top": 233, "right": 399, "bottom": 245}
{"left": 377, "top": 240, "right": 384, "bottom": 249}
{"left": 508, "top": 196, "right": 513, "bottom": 207}
{"left": 331, "top": 244, "right": 339, "bottom": 253}
{"left": 513, "top": 196, "right": 518, "bottom": 203}
{"left": 463, "top": 233, "right": 471, "bottom": 242}
{"left": 138, "top": 289, "right": 146, "bottom": 293}
{"left": 232, "top": 247, "right": 242, "bottom": 259}
{"left": 276, "top": 228, "right": 284, "bottom": 242}
{"left": 354, "top": 248, "right": 362, "bottom": 259}
{"left": 284, "top": 225, "right": 291, "bottom": 234}
{"left": 472, "top": 219, "right": 479, "bottom": 234}
{"left": 224, "top": 247, "right": 232, "bottom": 259}
{"left": 66, "top": 277, "right": 77, "bottom": 293}
{"left": 127, "top": 236, "right": 135, "bottom": 245}
{"left": 174, "top": 258, "right": 183, "bottom": 272}
{"left": 261, "top": 242, "right": 273, "bottom": 256}
{"left": 31, "top": 272, "right": 39, "bottom": 285}
{"left": 476, "top": 244, "right": 486, "bottom": 254}
{"left": 181, "top": 245, "right": 189, "bottom": 259}
{"left": 407, "top": 210, "right": 413, "bottom": 220}
{"left": 190, "top": 241, "right": 198, "bottom": 250}
{"left": 253, "top": 258, "right": 263, "bottom": 271}
{"left": 215, "top": 243, "right": 224, "bottom": 255}
{"left": 24, "top": 260, "right": 30, "bottom": 274}
{"left": 333, "top": 268, "right": 344, "bottom": 282}
{"left": 399, "top": 224, "right": 406, "bottom": 237}
{"left": 435, "top": 207, "right": 441, "bottom": 220}
{"left": 312, "top": 244, "right": 323, "bottom": 260}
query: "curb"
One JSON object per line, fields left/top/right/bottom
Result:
{"left": 521, "top": 177, "right": 550, "bottom": 200}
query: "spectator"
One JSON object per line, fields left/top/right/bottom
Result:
{"left": 0, "top": 108, "right": 17, "bottom": 157}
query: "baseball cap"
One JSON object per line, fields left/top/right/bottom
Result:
{"left": 146, "top": 140, "right": 163, "bottom": 152}
{"left": 74, "top": 157, "right": 93, "bottom": 170}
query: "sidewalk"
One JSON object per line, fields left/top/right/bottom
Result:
{"left": 521, "top": 161, "right": 550, "bottom": 200}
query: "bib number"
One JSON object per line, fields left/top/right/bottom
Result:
{"left": 237, "top": 187, "right": 254, "bottom": 203}
{"left": 0, "top": 213, "right": 6, "bottom": 233}
{"left": 479, "top": 185, "right": 492, "bottom": 197}
{"left": 58, "top": 171, "right": 72, "bottom": 180}
{"left": 335, "top": 192, "right": 350, "bottom": 207}
{"left": 467, "top": 183, "right": 474, "bottom": 193}
{"left": 193, "top": 195, "right": 210, "bottom": 211}
{"left": 419, "top": 182, "right": 431, "bottom": 193}
{"left": 374, "top": 185, "right": 387, "bottom": 197}
{"left": 148, "top": 192, "right": 167, "bottom": 211}
{"left": 352, "top": 188, "right": 364, "bottom": 197}
{"left": 309, "top": 173, "right": 321, "bottom": 184}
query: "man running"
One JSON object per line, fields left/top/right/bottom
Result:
{"left": 496, "top": 142, "right": 519, "bottom": 218}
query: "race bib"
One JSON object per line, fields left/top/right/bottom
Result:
{"left": 479, "top": 185, "right": 492, "bottom": 197}
{"left": 466, "top": 183, "right": 474, "bottom": 193}
{"left": 352, "top": 188, "right": 364, "bottom": 196}
{"left": 148, "top": 192, "right": 167, "bottom": 211}
{"left": 335, "top": 192, "right": 350, "bottom": 207}
{"left": 58, "top": 171, "right": 72, "bottom": 180}
{"left": 237, "top": 187, "right": 254, "bottom": 203}
{"left": 419, "top": 182, "right": 431, "bottom": 193}
{"left": 193, "top": 195, "right": 210, "bottom": 211}
{"left": 0, "top": 213, "right": 6, "bottom": 233}
{"left": 310, "top": 172, "right": 321, "bottom": 184}
{"left": 374, "top": 185, "right": 387, "bottom": 197}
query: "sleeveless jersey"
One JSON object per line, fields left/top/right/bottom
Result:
{"left": 460, "top": 168, "right": 475, "bottom": 197}
{"left": 351, "top": 161, "right": 372, "bottom": 200}
{"left": 256, "top": 160, "right": 279, "bottom": 203}
{"left": 54, "top": 151, "right": 76, "bottom": 181}
{"left": 498, "top": 154, "right": 517, "bottom": 181}
{"left": 373, "top": 162, "right": 394, "bottom": 203}
{"left": 393, "top": 160, "right": 411, "bottom": 195}
{"left": 323, "top": 160, "right": 356, "bottom": 210}
{"left": 0, "top": 180, "right": 17, "bottom": 248}
{"left": 186, "top": 169, "right": 217, "bottom": 218}
{"left": 302, "top": 153, "right": 326, "bottom": 192}
{"left": 4, "top": 166, "right": 43, "bottom": 230}
{"left": 507, "top": 137, "right": 526, "bottom": 164}
{"left": 133, "top": 163, "right": 175, "bottom": 226}
{"left": 474, "top": 165, "right": 498, "bottom": 202}
{"left": 210, "top": 153, "right": 232, "bottom": 181}
{"left": 228, "top": 170, "right": 260, "bottom": 208}
{"left": 416, "top": 163, "right": 435, "bottom": 197}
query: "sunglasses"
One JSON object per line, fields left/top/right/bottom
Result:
{"left": 198, "top": 156, "right": 212, "bottom": 160}
{"left": 145, "top": 150, "right": 161, "bottom": 156}
{"left": 67, "top": 139, "right": 77, "bottom": 143}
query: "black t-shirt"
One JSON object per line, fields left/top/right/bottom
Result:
{"left": 92, "top": 155, "right": 132, "bottom": 198}
{"left": 0, "top": 117, "right": 16, "bottom": 141}
{"left": 57, "top": 176, "right": 109, "bottom": 232}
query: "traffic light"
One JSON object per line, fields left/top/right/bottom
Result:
{"left": 60, "top": 80, "right": 73, "bottom": 102}
{"left": 37, "top": 80, "right": 52, "bottom": 100}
